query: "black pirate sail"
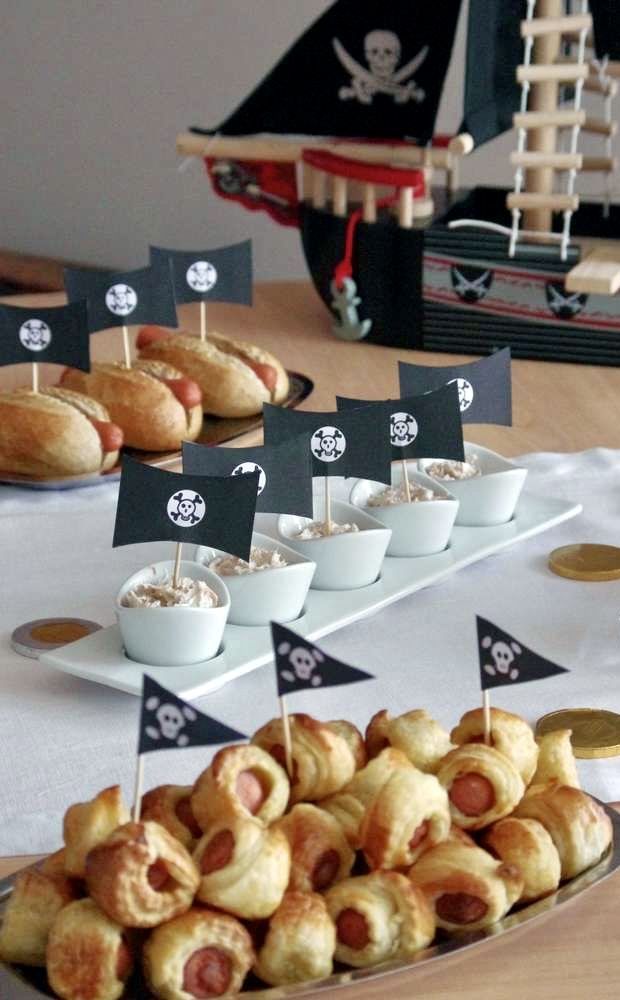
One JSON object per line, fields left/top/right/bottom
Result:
{"left": 182, "top": 1, "right": 620, "bottom": 364}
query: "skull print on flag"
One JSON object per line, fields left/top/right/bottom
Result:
{"left": 64, "top": 263, "right": 178, "bottom": 334}
{"left": 398, "top": 348, "right": 512, "bottom": 426}
{"left": 182, "top": 434, "right": 314, "bottom": 517}
{"left": 476, "top": 616, "right": 569, "bottom": 691}
{"left": 150, "top": 241, "right": 253, "bottom": 306}
{"left": 138, "top": 675, "right": 246, "bottom": 754}
{"left": 0, "top": 300, "right": 91, "bottom": 371}
{"left": 262, "top": 403, "right": 392, "bottom": 483}
{"left": 336, "top": 383, "right": 464, "bottom": 462}
{"left": 272, "top": 622, "right": 374, "bottom": 696}
{"left": 112, "top": 456, "right": 258, "bottom": 561}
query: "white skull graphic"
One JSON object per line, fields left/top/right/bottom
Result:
{"left": 19, "top": 319, "right": 52, "bottom": 352}
{"left": 482, "top": 635, "right": 522, "bottom": 681}
{"left": 167, "top": 491, "right": 205, "bottom": 527}
{"left": 310, "top": 425, "right": 346, "bottom": 463}
{"left": 390, "top": 411, "right": 418, "bottom": 448}
{"left": 448, "top": 377, "right": 475, "bottom": 413}
{"left": 231, "top": 462, "right": 267, "bottom": 496}
{"left": 186, "top": 260, "right": 218, "bottom": 293}
{"left": 105, "top": 283, "right": 138, "bottom": 317}
{"left": 365, "top": 30, "right": 401, "bottom": 79}
{"left": 278, "top": 641, "right": 324, "bottom": 686}
{"left": 144, "top": 696, "right": 197, "bottom": 746}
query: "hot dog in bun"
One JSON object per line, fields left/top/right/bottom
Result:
{"left": 0, "top": 386, "right": 123, "bottom": 477}
{"left": 137, "top": 326, "right": 289, "bottom": 418}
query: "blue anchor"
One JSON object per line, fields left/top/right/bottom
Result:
{"left": 330, "top": 277, "right": 372, "bottom": 341}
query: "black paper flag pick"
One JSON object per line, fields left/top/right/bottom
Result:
{"left": 336, "top": 383, "right": 464, "bottom": 462}
{"left": 64, "top": 263, "right": 178, "bottom": 334}
{"left": 0, "top": 300, "right": 90, "bottom": 371}
{"left": 272, "top": 622, "right": 374, "bottom": 697}
{"left": 477, "top": 616, "right": 570, "bottom": 691}
{"left": 398, "top": 348, "right": 512, "bottom": 426}
{"left": 182, "top": 436, "right": 314, "bottom": 517}
{"left": 138, "top": 675, "right": 246, "bottom": 755}
{"left": 113, "top": 456, "right": 258, "bottom": 561}
{"left": 262, "top": 403, "right": 392, "bottom": 483}
{"left": 150, "top": 241, "right": 253, "bottom": 306}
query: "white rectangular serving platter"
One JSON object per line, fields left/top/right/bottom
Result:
{"left": 39, "top": 491, "right": 581, "bottom": 699}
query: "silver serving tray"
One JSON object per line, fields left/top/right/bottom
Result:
{"left": 1, "top": 803, "right": 618, "bottom": 998}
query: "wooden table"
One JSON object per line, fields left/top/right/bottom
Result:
{"left": 1, "top": 281, "right": 619, "bottom": 997}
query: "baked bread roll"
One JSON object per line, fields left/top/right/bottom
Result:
{"left": 366, "top": 709, "right": 454, "bottom": 773}
{"left": 327, "top": 719, "right": 367, "bottom": 770}
{"left": 514, "top": 783, "right": 613, "bottom": 879}
{"left": 254, "top": 891, "right": 336, "bottom": 986}
{"left": 532, "top": 729, "right": 580, "bottom": 789}
{"left": 482, "top": 817, "right": 561, "bottom": 902}
{"left": 252, "top": 713, "right": 358, "bottom": 803}
{"left": 320, "top": 748, "right": 413, "bottom": 847}
{"left": 275, "top": 803, "right": 355, "bottom": 892}
{"left": 46, "top": 898, "right": 133, "bottom": 1000}
{"left": 85, "top": 820, "right": 199, "bottom": 928}
{"left": 61, "top": 360, "right": 202, "bottom": 451}
{"left": 438, "top": 744, "right": 525, "bottom": 830}
{"left": 0, "top": 869, "right": 79, "bottom": 966}
{"left": 140, "top": 785, "right": 202, "bottom": 850}
{"left": 143, "top": 907, "right": 254, "bottom": 1000}
{"left": 325, "top": 871, "right": 435, "bottom": 968}
{"left": 0, "top": 387, "right": 122, "bottom": 477}
{"left": 191, "top": 744, "right": 290, "bottom": 830}
{"left": 409, "top": 841, "right": 523, "bottom": 932}
{"left": 137, "top": 325, "right": 289, "bottom": 418}
{"left": 194, "top": 815, "right": 291, "bottom": 919}
{"left": 450, "top": 707, "right": 539, "bottom": 785}
{"left": 63, "top": 785, "right": 130, "bottom": 878}
{"left": 39, "top": 848, "right": 69, "bottom": 878}
{"left": 360, "top": 766, "right": 451, "bottom": 869}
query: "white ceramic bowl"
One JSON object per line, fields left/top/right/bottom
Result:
{"left": 349, "top": 464, "right": 459, "bottom": 557}
{"left": 277, "top": 498, "right": 391, "bottom": 590}
{"left": 195, "top": 531, "right": 316, "bottom": 627}
{"left": 115, "top": 560, "right": 230, "bottom": 666}
{"left": 419, "top": 443, "right": 528, "bottom": 527}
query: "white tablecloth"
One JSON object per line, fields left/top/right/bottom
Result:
{"left": 1, "top": 449, "right": 619, "bottom": 854}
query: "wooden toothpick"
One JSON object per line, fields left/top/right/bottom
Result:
{"left": 279, "top": 695, "right": 294, "bottom": 778}
{"left": 402, "top": 457, "right": 412, "bottom": 502}
{"left": 122, "top": 325, "right": 132, "bottom": 368}
{"left": 32, "top": 362, "right": 39, "bottom": 393}
{"left": 200, "top": 300, "right": 207, "bottom": 342}
{"left": 132, "top": 754, "right": 144, "bottom": 823}
{"left": 483, "top": 690, "right": 492, "bottom": 746}
{"left": 324, "top": 476, "right": 332, "bottom": 535}
{"left": 172, "top": 542, "right": 183, "bottom": 588}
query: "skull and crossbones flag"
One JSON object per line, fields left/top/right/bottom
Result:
{"left": 182, "top": 435, "right": 314, "bottom": 517}
{"left": 336, "top": 383, "right": 464, "bottom": 462}
{"left": 113, "top": 456, "right": 258, "bottom": 560}
{"left": 139, "top": 675, "right": 246, "bottom": 754}
{"left": 398, "top": 348, "right": 512, "bottom": 426}
{"left": 150, "top": 241, "right": 253, "bottom": 306}
{"left": 477, "top": 616, "right": 569, "bottom": 692}
{"left": 272, "top": 622, "right": 374, "bottom": 697}
{"left": 262, "top": 403, "right": 392, "bottom": 483}
{"left": 0, "top": 300, "right": 90, "bottom": 371}
{"left": 64, "top": 263, "right": 178, "bottom": 334}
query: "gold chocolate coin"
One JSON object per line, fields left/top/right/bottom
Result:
{"left": 11, "top": 618, "right": 102, "bottom": 659}
{"left": 536, "top": 708, "right": 620, "bottom": 758}
{"left": 548, "top": 544, "right": 620, "bottom": 582}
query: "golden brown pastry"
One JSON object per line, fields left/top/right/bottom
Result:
{"left": 515, "top": 783, "right": 613, "bottom": 879}
{"left": 143, "top": 907, "right": 254, "bottom": 1000}
{"left": 252, "top": 713, "right": 358, "bottom": 803}
{"left": 191, "top": 743, "right": 290, "bottom": 830}
{"left": 450, "top": 706, "right": 539, "bottom": 784}
{"left": 275, "top": 803, "right": 355, "bottom": 892}
{"left": 482, "top": 817, "right": 561, "bottom": 902}
{"left": 61, "top": 359, "right": 203, "bottom": 452}
{"left": 366, "top": 708, "right": 454, "bottom": 773}
{"left": 140, "top": 784, "right": 202, "bottom": 850}
{"left": 0, "top": 387, "right": 122, "bottom": 477}
{"left": 85, "top": 820, "right": 199, "bottom": 928}
{"left": 194, "top": 815, "right": 291, "bottom": 919}
{"left": 254, "top": 891, "right": 336, "bottom": 986}
{"left": 409, "top": 841, "right": 523, "bottom": 932}
{"left": 437, "top": 743, "right": 525, "bottom": 830}
{"left": 531, "top": 729, "right": 580, "bottom": 789}
{"left": 320, "top": 748, "right": 412, "bottom": 847}
{"left": 46, "top": 898, "right": 133, "bottom": 1000}
{"left": 325, "top": 871, "right": 435, "bottom": 968}
{"left": 137, "top": 325, "right": 289, "bottom": 418}
{"left": 0, "top": 869, "right": 79, "bottom": 966}
{"left": 39, "top": 848, "right": 69, "bottom": 878}
{"left": 360, "top": 766, "right": 451, "bottom": 869}
{"left": 63, "top": 785, "right": 130, "bottom": 878}
{"left": 327, "top": 719, "right": 367, "bottom": 770}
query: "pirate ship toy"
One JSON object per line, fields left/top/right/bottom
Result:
{"left": 177, "top": 0, "right": 620, "bottom": 365}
